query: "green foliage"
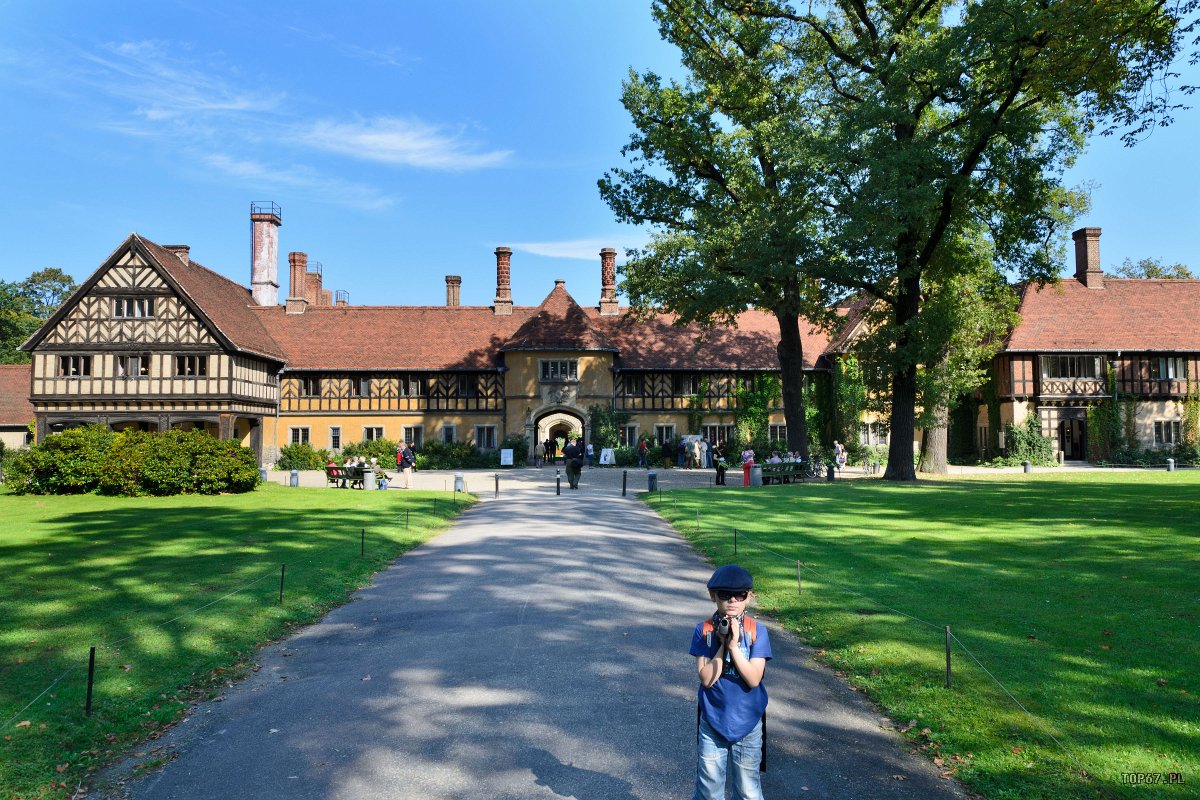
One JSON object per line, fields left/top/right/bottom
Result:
{"left": 1001, "top": 416, "right": 1058, "bottom": 467}
{"left": 340, "top": 437, "right": 400, "bottom": 464}
{"left": 1182, "top": 382, "right": 1200, "bottom": 449}
{"left": 276, "top": 441, "right": 330, "bottom": 471}
{"left": 948, "top": 394, "right": 980, "bottom": 462}
{"left": 734, "top": 375, "right": 780, "bottom": 445}
{"left": 414, "top": 440, "right": 496, "bottom": 470}
{"left": 834, "top": 356, "right": 867, "bottom": 461}
{"left": 500, "top": 433, "right": 529, "bottom": 466}
{"left": 0, "top": 267, "right": 78, "bottom": 364}
{"left": 8, "top": 426, "right": 258, "bottom": 496}
{"left": 1086, "top": 366, "right": 1123, "bottom": 462}
{"left": 587, "top": 403, "right": 631, "bottom": 448}
{"left": 1111, "top": 257, "right": 1193, "bottom": 279}
{"left": 6, "top": 424, "right": 115, "bottom": 494}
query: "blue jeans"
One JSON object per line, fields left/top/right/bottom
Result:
{"left": 693, "top": 717, "right": 763, "bottom": 800}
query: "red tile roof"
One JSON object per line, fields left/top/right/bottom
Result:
{"left": 137, "top": 236, "right": 286, "bottom": 362}
{"left": 254, "top": 305, "right": 537, "bottom": 370}
{"left": 1006, "top": 278, "right": 1200, "bottom": 352}
{"left": 502, "top": 284, "right": 618, "bottom": 352}
{"left": 0, "top": 364, "right": 33, "bottom": 425}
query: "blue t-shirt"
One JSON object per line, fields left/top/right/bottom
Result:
{"left": 689, "top": 619, "right": 771, "bottom": 741}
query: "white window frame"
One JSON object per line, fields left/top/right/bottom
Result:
{"left": 290, "top": 427, "right": 310, "bottom": 445}
{"left": 703, "top": 424, "right": 735, "bottom": 446}
{"left": 655, "top": 424, "right": 675, "bottom": 445}
{"left": 768, "top": 424, "right": 787, "bottom": 442}
{"left": 540, "top": 359, "right": 578, "bottom": 382}
{"left": 363, "top": 426, "right": 384, "bottom": 441}
{"left": 474, "top": 424, "right": 497, "bottom": 450}
{"left": 329, "top": 426, "right": 342, "bottom": 451}
{"left": 113, "top": 297, "right": 155, "bottom": 319}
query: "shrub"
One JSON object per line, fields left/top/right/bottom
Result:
{"left": 276, "top": 442, "right": 330, "bottom": 471}
{"left": 500, "top": 434, "right": 529, "bottom": 466}
{"left": 5, "top": 424, "right": 115, "bottom": 494}
{"left": 414, "top": 440, "right": 495, "bottom": 470}
{"left": 341, "top": 438, "right": 399, "bottom": 465}
{"left": 982, "top": 416, "right": 1057, "bottom": 467}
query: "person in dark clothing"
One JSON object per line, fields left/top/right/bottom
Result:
{"left": 562, "top": 437, "right": 584, "bottom": 489}
{"left": 678, "top": 438, "right": 688, "bottom": 468}
{"left": 713, "top": 444, "right": 727, "bottom": 485}
{"left": 662, "top": 439, "right": 674, "bottom": 469}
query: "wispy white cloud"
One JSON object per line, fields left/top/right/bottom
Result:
{"left": 511, "top": 238, "right": 646, "bottom": 261}
{"left": 81, "top": 40, "right": 285, "bottom": 123}
{"left": 284, "top": 26, "right": 416, "bottom": 69}
{"left": 299, "top": 117, "right": 512, "bottom": 170}
{"left": 204, "top": 154, "right": 394, "bottom": 212}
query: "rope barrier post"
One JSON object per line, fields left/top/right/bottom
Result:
{"left": 796, "top": 560, "right": 802, "bottom": 595}
{"left": 945, "top": 626, "right": 952, "bottom": 689}
{"left": 279, "top": 563, "right": 286, "bottom": 605}
{"left": 695, "top": 510, "right": 699, "bottom": 534}
{"left": 361, "top": 528, "right": 365, "bottom": 557}
{"left": 406, "top": 509, "right": 410, "bottom": 530}
{"left": 495, "top": 473, "right": 499, "bottom": 498}
{"left": 734, "top": 528, "right": 738, "bottom": 557}
{"left": 622, "top": 470, "right": 627, "bottom": 497}
{"left": 556, "top": 474, "right": 561, "bottom": 495}
{"left": 85, "top": 645, "right": 96, "bottom": 717}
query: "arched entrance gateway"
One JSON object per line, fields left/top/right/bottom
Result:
{"left": 534, "top": 408, "right": 585, "bottom": 463}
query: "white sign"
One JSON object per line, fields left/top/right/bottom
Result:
{"left": 500, "top": 449, "right": 514, "bottom": 466}
{"left": 600, "top": 447, "right": 616, "bottom": 465}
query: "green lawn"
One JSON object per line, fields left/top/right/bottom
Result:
{"left": 650, "top": 472, "right": 1199, "bottom": 800}
{"left": 0, "top": 484, "right": 468, "bottom": 799}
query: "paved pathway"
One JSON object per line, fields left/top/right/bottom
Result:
{"left": 105, "top": 475, "right": 967, "bottom": 800}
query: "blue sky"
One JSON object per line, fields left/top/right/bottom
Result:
{"left": 2, "top": 2, "right": 1198, "bottom": 308}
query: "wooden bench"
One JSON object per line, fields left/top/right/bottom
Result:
{"left": 760, "top": 462, "right": 817, "bottom": 484}
{"left": 326, "top": 466, "right": 365, "bottom": 489}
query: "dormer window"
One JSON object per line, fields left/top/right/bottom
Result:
{"left": 113, "top": 297, "right": 155, "bottom": 318}
{"left": 540, "top": 360, "right": 578, "bottom": 382}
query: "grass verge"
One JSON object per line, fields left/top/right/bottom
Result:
{"left": 0, "top": 483, "right": 470, "bottom": 799}
{"left": 649, "top": 471, "right": 1199, "bottom": 800}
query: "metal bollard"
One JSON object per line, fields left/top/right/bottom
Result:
{"left": 622, "top": 469, "right": 628, "bottom": 497}
{"left": 289, "top": 469, "right": 299, "bottom": 487}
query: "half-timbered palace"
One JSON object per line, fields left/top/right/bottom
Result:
{"left": 13, "top": 205, "right": 1198, "bottom": 464}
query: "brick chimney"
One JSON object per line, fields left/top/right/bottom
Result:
{"left": 164, "top": 245, "right": 190, "bottom": 267}
{"left": 599, "top": 247, "right": 618, "bottom": 316}
{"left": 446, "top": 275, "right": 462, "bottom": 306}
{"left": 1072, "top": 227, "right": 1103, "bottom": 289}
{"left": 250, "top": 202, "right": 281, "bottom": 305}
{"left": 493, "top": 247, "right": 513, "bottom": 315}
{"left": 286, "top": 251, "right": 309, "bottom": 314}
{"left": 320, "top": 288, "right": 332, "bottom": 306}
{"left": 304, "top": 260, "right": 323, "bottom": 305}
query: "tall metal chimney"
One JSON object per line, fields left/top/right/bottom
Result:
{"left": 250, "top": 202, "right": 281, "bottom": 305}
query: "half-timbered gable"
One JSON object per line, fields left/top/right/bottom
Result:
{"left": 22, "top": 234, "right": 284, "bottom": 458}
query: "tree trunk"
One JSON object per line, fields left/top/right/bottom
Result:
{"left": 883, "top": 270, "right": 921, "bottom": 481}
{"left": 917, "top": 405, "right": 949, "bottom": 474}
{"left": 775, "top": 310, "right": 811, "bottom": 461}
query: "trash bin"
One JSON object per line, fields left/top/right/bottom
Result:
{"left": 289, "top": 469, "right": 299, "bottom": 487}
{"left": 742, "top": 460, "right": 754, "bottom": 487}
{"left": 647, "top": 471, "right": 658, "bottom": 492}
{"left": 454, "top": 471, "right": 465, "bottom": 492}
{"left": 826, "top": 463, "right": 835, "bottom": 481}
{"left": 1022, "top": 460, "right": 1031, "bottom": 473}
{"left": 749, "top": 464, "right": 763, "bottom": 487}
{"left": 1167, "top": 458, "right": 1176, "bottom": 472}
{"left": 364, "top": 469, "right": 376, "bottom": 490}
{"left": 259, "top": 467, "right": 268, "bottom": 483}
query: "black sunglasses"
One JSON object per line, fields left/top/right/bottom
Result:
{"left": 716, "top": 590, "right": 749, "bottom": 601}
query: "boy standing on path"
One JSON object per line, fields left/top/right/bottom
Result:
{"left": 690, "top": 565, "right": 772, "bottom": 800}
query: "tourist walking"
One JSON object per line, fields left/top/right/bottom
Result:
{"left": 562, "top": 437, "right": 584, "bottom": 489}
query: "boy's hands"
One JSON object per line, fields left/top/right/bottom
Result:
{"left": 724, "top": 617, "right": 742, "bottom": 648}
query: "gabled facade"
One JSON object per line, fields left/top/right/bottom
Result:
{"left": 986, "top": 228, "right": 1199, "bottom": 459}
{"left": 21, "top": 232, "right": 285, "bottom": 459}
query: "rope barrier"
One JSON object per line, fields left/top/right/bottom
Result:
{"left": 2, "top": 667, "right": 75, "bottom": 731}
